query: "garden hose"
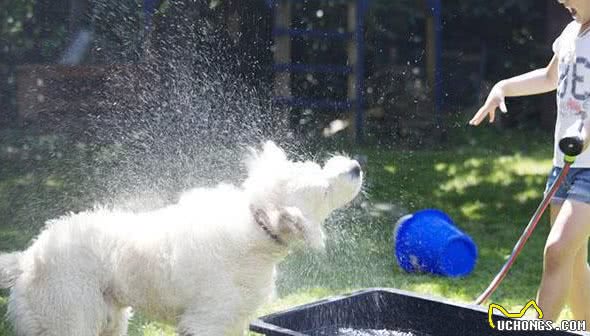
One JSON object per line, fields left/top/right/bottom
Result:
{"left": 474, "top": 123, "right": 586, "bottom": 305}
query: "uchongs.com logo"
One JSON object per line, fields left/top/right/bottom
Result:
{"left": 488, "top": 300, "right": 586, "bottom": 332}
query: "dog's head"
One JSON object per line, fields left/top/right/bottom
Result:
{"left": 244, "top": 141, "right": 363, "bottom": 250}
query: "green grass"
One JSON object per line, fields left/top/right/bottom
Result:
{"left": 0, "top": 127, "right": 573, "bottom": 335}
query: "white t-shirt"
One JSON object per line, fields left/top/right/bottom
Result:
{"left": 553, "top": 21, "right": 590, "bottom": 167}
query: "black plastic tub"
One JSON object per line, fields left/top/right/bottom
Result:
{"left": 250, "top": 288, "right": 584, "bottom": 336}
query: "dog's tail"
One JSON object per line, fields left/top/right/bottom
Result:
{"left": 0, "top": 252, "right": 22, "bottom": 288}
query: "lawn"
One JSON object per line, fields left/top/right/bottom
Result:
{"left": 0, "top": 126, "right": 566, "bottom": 335}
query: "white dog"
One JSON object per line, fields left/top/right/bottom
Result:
{"left": 0, "top": 141, "right": 363, "bottom": 336}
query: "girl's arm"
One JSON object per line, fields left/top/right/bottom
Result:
{"left": 469, "top": 54, "right": 559, "bottom": 125}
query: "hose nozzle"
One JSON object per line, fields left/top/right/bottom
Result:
{"left": 559, "top": 136, "right": 584, "bottom": 157}
{"left": 559, "top": 116, "right": 588, "bottom": 161}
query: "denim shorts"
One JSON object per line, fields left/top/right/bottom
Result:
{"left": 545, "top": 167, "right": 590, "bottom": 204}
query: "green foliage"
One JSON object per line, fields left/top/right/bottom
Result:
{"left": 0, "top": 0, "right": 70, "bottom": 126}
{"left": 0, "top": 0, "right": 69, "bottom": 62}
{"left": 0, "top": 1, "right": 36, "bottom": 52}
{"left": 0, "top": 0, "right": 560, "bottom": 133}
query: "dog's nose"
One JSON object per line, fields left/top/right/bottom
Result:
{"left": 349, "top": 163, "right": 361, "bottom": 178}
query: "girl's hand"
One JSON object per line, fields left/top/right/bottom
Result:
{"left": 469, "top": 84, "right": 508, "bottom": 125}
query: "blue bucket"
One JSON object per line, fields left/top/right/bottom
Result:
{"left": 394, "top": 209, "right": 478, "bottom": 277}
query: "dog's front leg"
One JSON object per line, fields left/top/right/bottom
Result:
{"left": 177, "top": 317, "right": 245, "bottom": 336}
{"left": 177, "top": 298, "right": 246, "bottom": 336}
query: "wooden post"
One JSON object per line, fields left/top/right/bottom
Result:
{"left": 425, "top": 15, "right": 435, "bottom": 92}
{"left": 68, "top": 0, "right": 90, "bottom": 34}
{"left": 425, "top": 0, "right": 442, "bottom": 129}
{"left": 273, "top": 0, "right": 291, "bottom": 99}
{"left": 347, "top": 1, "right": 363, "bottom": 143}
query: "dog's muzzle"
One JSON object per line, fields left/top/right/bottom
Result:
{"left": 348, "top": 163, "right": 361, "bottom": 179}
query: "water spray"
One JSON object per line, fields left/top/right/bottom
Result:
{"left": 475, "top": 115, "right": 588, "bottom": 305}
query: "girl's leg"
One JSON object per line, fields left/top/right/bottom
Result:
{"left": 550, "top": 203, "right": 590, "bottom": 326}
{"left": 570, "top": 240, "right": 590, "bottom": 327}
{"left": 537, "top": 200, "right": 590, "bottom": 322}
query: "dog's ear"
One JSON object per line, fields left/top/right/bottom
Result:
{"left": 261, "top": 141, "right": 287, "bottom": 163}
{"left": 246, "top": 141, "right": 287, "bottom": 175}
{"left": 247, "top": 141, "right": 286, "bottom": 163}
{"left": 278, "top": 207, "right": 325, "bottom": 251}
{"left": 242, "top": 141, "right": 289, "bottom": 197}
